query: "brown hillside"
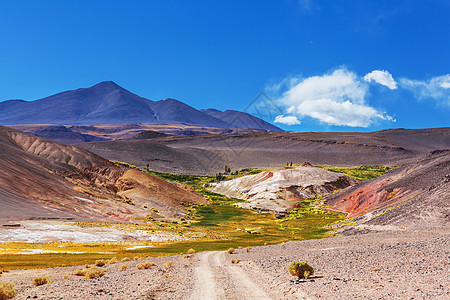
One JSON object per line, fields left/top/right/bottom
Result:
{"left": 325, "top": 150, "right": 450, "bottom": 227}
{"left": 0, "top": 126, "right": 205, "bottom": 221}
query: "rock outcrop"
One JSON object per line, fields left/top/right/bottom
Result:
{"left": 211, "top": 165, "right": 354, "bottom": 213}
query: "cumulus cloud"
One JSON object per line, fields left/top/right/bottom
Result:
{"left": 272, "top": 68, "right": 393, "bottom": 127}
{"left": 364, "top": 70, "right": 398, "bottom": 90}
{"left": 274, "top": 114, "right": 301, "bottom": 125}
{"left": 399, "top": 74, "right": 450, "bottom": 105}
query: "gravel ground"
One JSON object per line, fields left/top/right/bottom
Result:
{"left": 2, "top": 227, "right": 449, "bottom": 299}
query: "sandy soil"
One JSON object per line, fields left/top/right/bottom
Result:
{"left": 2, "top": 227, "right": 448, "bottom": 299}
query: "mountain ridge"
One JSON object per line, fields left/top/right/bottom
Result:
{"left": 0, "top": 81, "right": 282, "bottom": 132}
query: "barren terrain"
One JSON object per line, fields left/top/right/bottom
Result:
{"left": 2, "top": 228, "right": 448, "bottom": 299}
{"left": 78, "top": 127, "right": 450, "bottom": 174}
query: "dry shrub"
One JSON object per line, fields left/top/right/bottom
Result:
{"left": 230, "top": 259, "right": 236, "bottom": 263}
{"left": 32, "top": 277, "right": 48, "bottom": 286}
{"left": 137, "top": 261, "right": 155, "bottom": 270}
{"left": 163, "top": 261, "right": 173, "bottom": 268}
{"left": 264, "top": 242, "right": 268, "bottom": 246}
{"left": 122, "top": 257, "right": 130, "bottom": 262}
{"left": 133, "top": 256, "right": 141, "bottom": 261}
{"left": 108, "top": 257, "right": 119, "bottom": 264}
{"left": 120, "top": 264, "right": 128, "bottom": 271}
{"left": 183, "top": 254, "right": 190, "bottom": 258}
{"left": 187, "top": 248, "right": 195, "bottom": 255}
{"left": 73, "top": 268, "right": 85, "bottom": 276}
{"left": 288, "top": 261, "right": 314, "bottom": 279}
{"left": 238, "top": 246, "right": 242, "bottom": 249}
{"left": 0, "top": 282, "right": 16, "bottom": 299}
{"left": 236, "top": 259, "right": 241, "bottom": 263}
{"left": 84, "top": 267, "right": 106, "bottom": 279}
{"left": 95, "top": 260, "right": 106, "bottom": 267}
{"left": 227, "top": 248, "right": 235, "bottom": 254}
{"left": 62, "top": 275, "right": 69, "bottom": 280}
{"left": 245, "top": 247, "right": 251, "bottom": 252}
{"left": 281, "top": 242, "right": 285, "bottom": 247}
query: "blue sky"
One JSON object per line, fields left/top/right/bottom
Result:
{"left": 0, "top": 0, "right": 448, "bottom": 131}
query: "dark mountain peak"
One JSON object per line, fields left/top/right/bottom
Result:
{"left": 162, "top": 98, "right": 184, "bottom": 104}
{"left": 201, "top": 108, "right": 222, "bottom": 114}
{"left": 92, "top": 80, "right": 121, "bottom": 89}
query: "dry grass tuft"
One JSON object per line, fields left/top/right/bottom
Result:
{"left": 32, "top": 277, "right": 48, "bottom": 286}
{"left": 183, "top": 254, "right": 190, "bottom": 258}
{"left": 245, "top": 246, "right": 251, "bottom": 252}
{"left": 133, "top": 256, "right": 141, "bottom": 261}
{"left": 187, "top": 248, "right": 195, "bottom": 255}
{"left": 281, "top": 242, "right": 285, "bottom": 247}
{"left": 95, "top": 260, "right": 106, "bottom": 267}
{"left": 84, "top": 267, "right": 106, "bottom": 279}
{"left": 136, "top": 261, "right": 156, "bottom": 270}
{"left": 121, "top": 257, "right": 130, "bottom": 262}
{"left": 230, "top": 259, "right": 235, "bottom": 263}
{"left": 73, "top": 268, "right": 85, "bottom": 276}
{"left": 73, "top": 267, "right": 106, "bottom": 279}
{"left": 264, "top": 242, "right": 268, "bottom": 246}
{"left": 163, "top": 260, "right": 173, "bottom": 268}
{"left": 227, "top": 248, "right": 235, "bottom": 254}
{"left": 120, "top": 264, "right": 128, "bottom": 271}
{"left": 62, "top": 275, "right": 69, "bottom": 280}
{"left": 0, "top": 282, "right": 16, "bottom": 299}
{"left": 108, "top": 257, "right": 119, "bottom": 264}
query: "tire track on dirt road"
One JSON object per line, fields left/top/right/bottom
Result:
{"left": 190, "top": 251, "right": 272, "bottom": 300}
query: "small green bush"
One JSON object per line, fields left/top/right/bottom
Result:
{"left": 288, "top": 261, "right": 314, "bottom": 279}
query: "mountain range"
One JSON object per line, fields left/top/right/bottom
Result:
{"left": 0, "top": 81, "right": 282, "bottom": 132}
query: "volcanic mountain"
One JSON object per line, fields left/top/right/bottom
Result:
{"left": 0, "top": 81, "right": 282, "bottom": 132}
{"left": 0, "top": 126, "right": 206, "bottom": 221}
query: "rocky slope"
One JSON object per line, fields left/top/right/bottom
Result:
{"left": 325, "top": 150, "right": 450, "bottom": 228}
{"left": 0, "top": 126, "right": 205, "bottom": 222}
{"left": 212, "top": 164, "right": 354, "bottom": 213}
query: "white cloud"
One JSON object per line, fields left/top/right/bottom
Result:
{"left": 364, "top": 70, "right": 398, "bottom": 90}
{"left": 274, "top": 114, "right": 301, "bottom": 125}
{"left": 272, "top": 68, "right": 393, "bottom": 127}
{"left": 399, "top": 74, "right": 450, "bottom": 105}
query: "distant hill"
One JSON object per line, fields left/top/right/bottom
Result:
{"left": 201, "top": 108, "right": 282, "bottom": 131}
{"left": 0, "top": 81, "right": 282, "bottom": 132}
{"left": 78, "top": 127, "right": 450, "bottom": 174}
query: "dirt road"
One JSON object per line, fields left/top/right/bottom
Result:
{"left": 190, "top": 251, "right": 272, "bottom": 300}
